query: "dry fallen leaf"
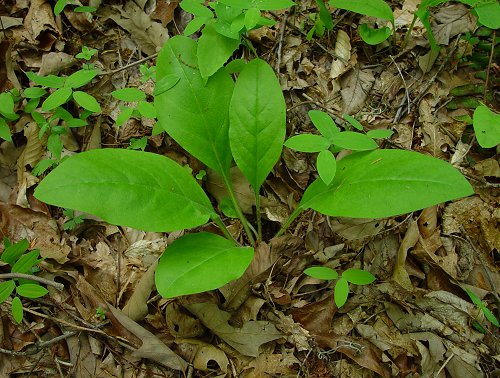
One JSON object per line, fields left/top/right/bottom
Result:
{"left": 340, "top": 67, "right": 375, "bottom": 114}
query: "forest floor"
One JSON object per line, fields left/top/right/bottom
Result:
{"left": 0, "top": 0, "right": 499, "bottom": 377}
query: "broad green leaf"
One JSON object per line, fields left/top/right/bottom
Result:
{"left": 155, "top": 232, "right": 254, "bottom": 298}
{"left": 116, "top": 107, "right": 134, "bottom": 126}
{"left": 343, "top": 114, "right": 364, "bottom": 131}
{"left": 197, "top": 22, "right": 240, "bottom": 78}
{"left": 73, "top": 91, "right": 101, "bottom": 113}
{"left": 334, "top": 277, "right": 349, "bottom": 307}
{"left": 0, "top": 93, "right": 15, "bottom": 115}
{"left": 474, "top": 2, "right": 500, "bottom": 29}
{"left": 34, "top": 149, "right": 215, "bottom": 232}
{"left": 25, "top": 72, "right": 65, "bottom": 88}
{"left": 181, "top": 0, "right": 214, "bottom": 18}
{"left": 0, "top": 118, "right": 12, "bottom": 142}
{"left": 309, "top": 110, "right": 339, "bottom": 141}
{"left": 42, "top": 87, "right": 73, "bottom": 111}
{"left": 217, "top": 0, "right": 295, "bottom": 10}
{"left": 229, "top": 59, "right": 286, "bottom": 192}
{"left": 66, "top": 118, "right": 88, "bottom": 128}
{"left": 299, "top": 149, "right": 473, "bottom": 219}
{"left": 245, "top": 8, "right": 261, "bottom": 29}
{"left": 285, "top": 134, "right": 331, "bottom": 152}
{"left": 304, "top": 266, "right": 338, "bottom": 280}
{"left": 155, "top": 36, "right": 234, "bottom": 176}
{"left": 0, "top": 280, "right": 15, "bottom": 303}
{"left": 330, "top": 0, "right": 394, "bottom": 21}
{"left": 137, "top": 101, "right": 157, "bottom": 118}
{"left": 11, "top": 296, "right": 23, "bottom": 323}
{"left": 64, "top": 69, "right": 98, "bottom": 88}
{"left": 112, "top": 88, "right": 146, "bottom": 102}
{"left": 342, "top": 268, "right": 376, "bottom": 285}
{"left": 1, "top": 239, "right": 29, "bottom": 265}
{"left": 330, "top": 131, "right": 378, "bottom": 151}
{"left": 23, "top": 87, "right": 47, "bottom": 99}
{"left": 11, "top": 250, "right": 40, "bottom": 274}
{"left": 317, "top": 150, "right": 337, "bottom": 185}
{"left": 367, "top": 129, "right": 393, "bottom": 139}
{"left": 16, "top": 283, "right": 48, "bottom": 298}
{"left": 473, "top": 104, "right": 500, "bottom": 148}
{"left": 359, "top": 24, "right": 392, "bottom": 45}
{"left": 47, "top": 134, "right": 63, "bottom": 159}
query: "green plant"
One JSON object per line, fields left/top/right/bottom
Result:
{"left": 306, "top": 0, "right": 334, "bottom": 40}
{"left": 95, "top": 307, "right": 106, "bottom": 320}
{"left": 0, "top": 89, "right": 21, "bottom": 142}
{"left": 465, "top": 288, "right": 500, "bottom": 330}
{"left": 33, "top": 35, "right": 473, "bottom": 302}
{"left": 304, "top": 266, "right": 375, "bottom": 307}
{"left": 0, "top": 239, "right": 49, "bottom": 323}
{"left": 139, "top": 64, "right": 157, "bottom": 83}
{"left": 63, "top": 209, "right": 86, "bottom": 231}
{"left": 180, "top": 0, "right": 295, "bottom": 78}
{"left": 76, "top": 46, "right": 98, "bottom": 61}
{"left": 54, "top": 0, "right": 96, "bottom": 15}
{"left": 111, "top": 88, "right": 157, "bottom": 127}
{"left": 473, "top": 104, "right": 500, "bottom": 148}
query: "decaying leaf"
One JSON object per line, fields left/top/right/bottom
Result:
{"left": 340, "top": 67, "right": 375, "bottom": 114}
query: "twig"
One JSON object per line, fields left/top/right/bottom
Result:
{"left": 0, "top": 273, "right": 64, "bottom": 291}
{"left": 434, "top": 352, "right": 454, "bottom": 378}
{"left": 484, "top": 30, "right": 495, "bottom": 102}
{"left": 390, "top": 55, "right": 412, "bottom": 123}
{"left": 101, "top": 52, "right": 158, "bottom": 76}
{"left": 0, "top": 331, "right": 77, "bottom": 356}
{"left": 275, "top": 11, "right": 288, "bottom": 72}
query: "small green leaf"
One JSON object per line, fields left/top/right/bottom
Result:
{"left": 285, "top": 134, "right": 331, "bottom": 152}
{"left": 334, "top": 277, "right": 349, "bottom": 307}
{"left": 225, "top": 59, "right": 247, "bottom": 74}
{"left": 23, "top": 87, "right": 47, "bottom": 99}
{"left": 11, "top": 296, "right": 23, "bottom": 323}
{"left": 32, "top": 159, "right": 56, "bottom": 176}
{"left": 1, "top": 239, "right": 29, "bottom": 265}
{"left": 116, "top": 107, "right": 134, "bottom": 126}
{"left": 112, "top": 88, "right": 146, "bottom": 102}
{"left": 25, "top": 72, "right": 66, "bottom": 88}
{"left": 11, "top": 250, "right": 41, "bottom": 274}
{"left": 245, "top": 8, "right": 261, "bottom": 29}
{"left": 0, "top": 93, "right": 15, "bottom": 115}
{"left": 42, "top": 88, "right": 73, "bottom": 111}
{"left": 317, "top": 149, "right": 337, "bottom": 185}
{"left": 24, "top": 97, "right": 40, "bottom": 113}
{"left": 304, "top": 266, "right": 338, "bottom": 280}
{"left": 137, "top": 101, "right": 157, "bottom": 118}
{"left": 329, "top": 0, "right": 394, "bottom": 21}
{"left": 184, "top": 16, "right": 210, "bottom": 36}
{"left": 73, "top": 91, "right": 101, "bottom": 113}
{"left": 473, "top": 104, "right": 500, "bottom": 148}
{"left": 366, "top": 129, "right": 393, "bottom": 139}
{"left": 16, "top": 284, "right": 48, "bottom": 298}
{"left": 0, "top": 280, "right": 16, "bottom": 303}
{"left": 465, "top": 288, "right": 483, "bottom": 307}
{"left": 181, "top": 0, "right": 214, "bottom": 18}
{"left": 341, "top": 268, "right": 376, "bottom": 285}
{"left": 309, "top": 110, "right": 339, "bottom": 141}
{"left": 0, "top": 118, "right": 12, "bottom": 142}
{"left": 330, "top": 131, "right": 378, "bottom": 151}
{"left": 343, "top": 114, "right": 364, "bottom": 130}
{"left": 359, "top": 24, "right": 392, "bottom": 45}
{"left": 64, "top": 69, "right": 98, "bottom": 88}
{"left": 482, "top": 306, "right": 500, "bottom": 327}
{"left": 54, "top": 0, "right": 68, "bottom": 15}
{"left": 155, "top": 232, "right": 254, "bottom": 298}
{"left": 66, "top": 118, "right": 88, "bottom": 128}
{"left": 74, "top": 6, "right": 97, "bottom": 12}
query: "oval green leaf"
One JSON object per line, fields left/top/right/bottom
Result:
{"left": 309, "top": 110, "right": 339, "bottom": 141}
{"left": 11, "top": 250, "right": 40, "bottom": 274}
{"left": 343, "top": 114, "right": 363, "bottom": 131}
{"left": 42, "top": 87, "right": 73, "bottom": 111}
{"left": 155, "top": 232, "right": 254, "bottom": 298}
{"left": 359, "top": 24, "right": 392, "bottom": 45}
{"left": 73, "top": 91, "right": 101, "bottom": 113}
{"left": 11, "top": 296, "right": 23, "bottom": 323}
{"left": 299, "top": 149, "right": 473, "bottom": 219}
{"left": 25, "top": 72, "right": 66, "bottom": 88}
{"left": 0, "top": 118, "right": 12, "bottom": 142}
{"left": 342, "top": 268, "right": 376, "bottom": 285}
{"left": 229, "top": 58, "right": 286, "bottom": 191}
{"left": 155, "top": 35, "right": 234, "bottom": 176}
{"left": 330, "top": 0, "right": 394, "bottom": 21}
{"left": 34, "top": 149, "right": 214, "bottom": 232}
{"left": 334, "top": 277, "right": 349, "bottom": 307}
{"left": 367, "top": 129, "right": 393, "bottom": 139}
{"left": 285, "top": 134, "right": 331, "bottom": 153}
{"left": 137, "top": 101, "right": 157, "bottom": 118}
{"left": 473, "top": 104, "right": 500, "bottom": 148}
{"left": 112, "top": 88, "right": 146, "bottom": 102}
{"left": 0, "top": 93, "right": 14, "bottom": 115}
{"left": 16, "top": 283, "right": 48, "bottom": 298}
{"left": 474, "top": 2, "right": 500, "bottom": 29}
{"left": 1, "top": 239, "right": 29, "bottom": 265}
{"left": 317, "top": 149, "right": 337, "bottom": 185}
{"left": 304, "top": 266, "right": 338, "bottom": 280}
{"left": 65, "top": 69, "right": 99, "bottom": 89}
{"left": 0, "top": 280, "right": 15, "bottom": 303}
{"left": 23, "top": 87, "right": 47, "bottom": 99}
{"left": 330, "top": 131, "right": 378, "bottom": 151}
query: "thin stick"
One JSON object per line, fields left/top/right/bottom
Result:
{"left": 274, "top": 206, "right": 304, "bottom": 238}
{"left": 390, "top": 55, "right": 411, "bottom": 120}
{"left": 255, "top": 191, "right": 262, "bottom": 242}
{"left": 275, "top": 12, "right": 288, "bottom": 72}
{"left": 0, "top": 331, "right": 77, "bottom": 356}
{"left": 101, "top": 52, "right": 158, "bottom": 76}
{"left": 483, "top": 30, "right": 495, "bottom": 102}
{"left": 0, "top": 273, "right": 64, "bottom": 291}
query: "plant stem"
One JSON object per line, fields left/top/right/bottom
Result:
{"left": 221, "top": 172, "right": 256, "bottom": 245}
{"left": 211, "top": 214, "right": 239, "bottom": 245}
{"left": 255, "top": 191, "right": 262, "bottom": 242}
{"left": 402, "top": 15, "right": 418, "bottom": 50}
{"left": 274, "top": 206, "right": 304, "bottom": 238}
{"left": 0, "top": 273, "right": 64, "bottom": 291}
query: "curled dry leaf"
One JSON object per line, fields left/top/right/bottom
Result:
{"left": 122, "top": 260, "right": 157, "bottom": 321}
{"left": 330, "top": 30, "right": 352, "bottom": 79}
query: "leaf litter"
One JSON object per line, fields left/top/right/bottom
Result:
{"left": 0, "top": 0, "right": 499, "bottom": 376}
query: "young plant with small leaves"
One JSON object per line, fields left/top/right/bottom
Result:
{"left": 465, "top": 288, "right": 500, "bottom": 331}
{"left": 0, "top": 89, "right": 20, "bottom": 142}
{"left": 304, "top": 266, "right": 376, "bottom": 307}
{"left": 0, "top": 239, "right": 48, "bottom": 323}
{"left": 63, "top": 209, "right": 86, "bottom": 231}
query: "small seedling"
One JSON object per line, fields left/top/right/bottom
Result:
{"left": 465, "top": 288, "right": 499, "bottom": 331}
{"left": 76, "top": 46, "right": 98, "bottom": 61}
{"left": 139, "top": 64, "right": 156, "bottom": 83}
{"left": 0, "top": 238, "right": 49, "bottom": 323}
{"left": 304, "top": 266, "right": 376, "bottom": 307}
{"left": 95, "top": 307, "right": 106, "bottom": 320}
{"left": 63, "top": 209, "right": 86, "bottom": 231}
{"left": 0, "top": 90, "right": 21, "bottom": 142}
{"left": 111, "top": 88, "right": 157, "bottom": 127}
